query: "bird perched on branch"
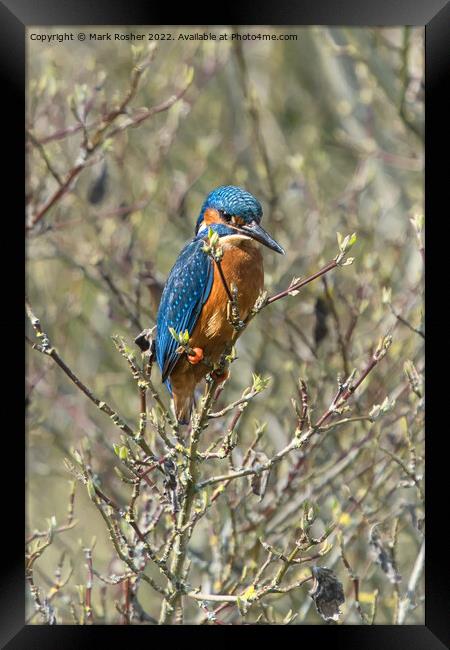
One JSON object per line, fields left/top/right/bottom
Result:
{"left": 155, "top": 185, "right": 285, "bottom": 424}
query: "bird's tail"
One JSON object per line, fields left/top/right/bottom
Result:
{"left": 170, "top": 365, "right": 197, "bottom": 425}
{"left": 173, "top": 392, "right": 194, "bottom": 425}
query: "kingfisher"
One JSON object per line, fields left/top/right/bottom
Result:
{"left": 155, "top": 185, "right": 285, "bottom": 424}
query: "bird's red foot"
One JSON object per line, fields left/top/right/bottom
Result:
{"left": 211, "top": 368, "right": 230, "bottom": 382}
{"left": 187, "top": 347, "right": 204, "bottom": 365}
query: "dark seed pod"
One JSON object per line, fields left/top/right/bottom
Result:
{"left": 87, "top": 161, "right": 108, "bottom": 205}
{"left": 313, "top": 296, "right": 329, "bottom": 347}
{"left": 309, "top": 566, "right": 345, "bottom": 622}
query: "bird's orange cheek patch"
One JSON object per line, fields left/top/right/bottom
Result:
{"left": 187, "top": 347, "right": 204, "bottom": 365}
{"left": 203, "top": 207, "right": 220, "bottom": 225}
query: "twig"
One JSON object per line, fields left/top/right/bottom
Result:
{"left": 390, "top": 304, "right": 424, "bottom": 339}
{"left": 339, "top": 533, "right": 368, "bottom": 623}
{"left": 27, "top": 129, "right": 63, "bottom": 185}
{"left": 233, "top": 37, "right": 277, "bottom": 209}
{"left": 98, "top": 262, "right": 143, "bottom": 331}
{"left": 266, "top": 259, "right": 339, "bottom": 306}
{"left": 159, "top": 376, "right": 220, "bottom": 623}
{"left": 27, "top": 53, "right": 191, "bottom": 231}
{"left": 26, "top": 301, "right": 153, "bottom": 458}
{"left": 83, "top": 547, "right": 94, "bottom": 624}
{"left": 197, "top": 337, "right": 391, "bottom": 491}
{"left": 322, "top": 275, "right": 350, "bottom": 376}
{"left": 378, "top": 446, "right": 424, "bottom": 501}
{"left": 27, "top": 160, "right": 90, "bottom": 230}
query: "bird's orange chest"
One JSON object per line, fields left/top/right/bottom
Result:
{"left": 192, "top": 235, "right": 264, "bottom": 348}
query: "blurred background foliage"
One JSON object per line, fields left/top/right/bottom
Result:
{"left": 26, "top": 26, "right": 424, "bottom": 624}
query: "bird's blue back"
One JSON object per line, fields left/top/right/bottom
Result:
{"left": 156, "top": 236, "right": 215, "bottom": 389}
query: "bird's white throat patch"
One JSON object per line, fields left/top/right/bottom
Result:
{"left": 219, "top": 234, "right": 258, "bottom": 249}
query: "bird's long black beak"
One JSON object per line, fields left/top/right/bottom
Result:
{"left": 241, "top": 221, "right": 285, "bottom": 254}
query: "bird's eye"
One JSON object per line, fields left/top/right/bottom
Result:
{"left": 218, "top": 209, "right": 232, "bottom": 222}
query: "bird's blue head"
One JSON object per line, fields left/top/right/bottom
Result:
{"left": 195, "top": 185, "right": 285, "bottom": 254}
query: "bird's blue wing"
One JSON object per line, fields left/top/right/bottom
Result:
{"left": 156, "top": 238, "right": 213, "bottom": 389}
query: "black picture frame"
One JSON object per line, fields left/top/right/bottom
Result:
{"left": 3, "top": 0, "right": 447, "bottom": 646}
